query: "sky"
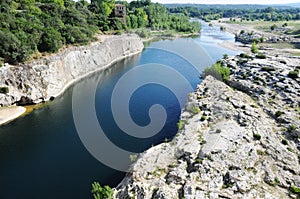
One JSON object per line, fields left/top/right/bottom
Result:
{"left": 126, "top": 0, "right": 300, "bottom": 4}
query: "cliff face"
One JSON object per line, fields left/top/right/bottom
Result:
{"left": 0, "top": 34, "right": 144, "bottom": 106}
{"left": 114, "top": 53, "right": 300, "bottom": 198}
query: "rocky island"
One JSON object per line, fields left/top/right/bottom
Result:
{"left": 114, "top": 51, "right": 300, "bottom": 198}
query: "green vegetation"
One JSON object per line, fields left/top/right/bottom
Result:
{"left": 202, "top": 62, "right": 231, "bottom": 81}
{"left": 0, "top": 0, "right": 200, "bottom": 64}
{"left": 0, "top": 87, "right": 9, "bottom": 94}
{"left": 288, "top": 69, "right": 299, "bottom": 79}
{"left": 256, "top": 54, "right": 266, "bottom": 59}
{"left": 251, "top": 42, "right": 259, "bottom": 54}
{"left": 167, "top": 5, "right": 300, "bottom": 22}
{"left": 91, "top": 182, "right": 113, "bottom": 199}
{"left": 200, "top": 116, "right": 206, "bottom": 121}
{"left": 290, "top": 186, "right": 300, "bottom": 194}
{"left": 281, "top": 139, "right": 288, "bottom": 145}
{"left": 256, "top": 149, "right": 265, "bottom": 155}
{"left": 190, "top": 106, "right": 201, "bottom": 114}
{"left": 239, "top": 53, "right": 253, "bottom": 59}
{"left": 253, "top": 133, "right": 262, "bottom": 140}
{"left": 261, "top": 66, "right": 276, "bottom": 72}
{"left": 177, "top": 120, "right": 185, "bottom": 130}
{"left": 129, "top": 154, "right": 138, "bottom": 163}
{"left": 275, "top": 111, "right": 284, "bottom": 117}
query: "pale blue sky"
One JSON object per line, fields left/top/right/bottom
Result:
{"left": 127, "top": 0, "right": 299, "bottom": 4}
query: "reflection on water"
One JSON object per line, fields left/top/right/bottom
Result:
{"left": 0, "top": 21, "right": 241, "bottom": 199}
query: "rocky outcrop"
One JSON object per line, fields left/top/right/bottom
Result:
{"left": 0, "top": 34, "right": 144, "bottom": 106}
{"left": 235, "top": 32, "right": 295, "bottom": 44}
{"left": 114, "top": 52, "right": 300, "bottom": 198}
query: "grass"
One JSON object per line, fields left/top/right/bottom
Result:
{"left": 177, "top": 120, "right": 185, "bottom": 130}
{"left": 190, "top": 106, "right": 201, "bottom": 114}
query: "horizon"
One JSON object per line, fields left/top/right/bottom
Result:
{"left": 124, "top": 0, "right": 300, "bottom": 5}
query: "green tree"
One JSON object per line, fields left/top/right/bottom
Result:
{"left": 91, "top": 182, "right": 113, "bottom": 199}
{"left": 38, "top": 28, "right": 63, "bottom": 52}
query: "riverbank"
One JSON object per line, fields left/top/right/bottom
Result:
{"left": 114, "top": 48, "right": 300, "bottom": 198}
{"left": 212, "top": 18, "right": 300, "bottom": 56}
{"left": 0, "top": 106, "right": 26, "bottom": 126}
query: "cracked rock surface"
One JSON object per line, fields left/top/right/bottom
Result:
{"left": 115, "top": 52, "right": 300, "bottom": 199}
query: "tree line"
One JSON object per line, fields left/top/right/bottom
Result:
{"left": 167, "top": 5, "right": 300, "bottom": 22}
{"left": 0, "top": 0, "right": 201, "bottom": 64}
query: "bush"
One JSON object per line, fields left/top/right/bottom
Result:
{"left": 281, "top": 139, "right": 288, "bottom": 145}
{"left": 256, "top": 54, "right": 266, "bottom": 59}
{"left": 200, "top": 116, "right": 206, "bottom": 121}
{"left": 0, "top": 87, "right": 9, "bottom": 94}
{"left": 91, "top": 182, "right": 113, "bottom": 199}
{"left": 288, "top": 70, "right": 299, "bottom": 79}
{"left": 275, "top": 111, "right": 284, "bottom": 117}
{"left": 239, "top": 53, "right": 253, "bottom": 59}
{"left": 270, "top": 24, "right": 277, "bottom": 31}
{"left": 202, "top": 62, "right": 231, "bottom": 81}
{"left": 251, "top": 42, "right": 259, "bottom": 54}
{"left": 177, "top": 120, "right": 185, "bottom": 130}
{"left": 253, "top": 133, "right": 261, "bottom": 140}
{"left": 290, "top": 186, "right": 300, "bottom": 194}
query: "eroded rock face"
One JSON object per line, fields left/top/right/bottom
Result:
{"left": 115, "top": 68, "right": 299, "bottom": 198}
{"left": 0, "top": 34, "right": 144, "bottom": 106}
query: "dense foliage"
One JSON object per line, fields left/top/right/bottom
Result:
{"left": 202, "top": 61, "right": 231, "bottom": 81}
{"left": 0, "top": 0, "right": 200, "bottom": 64}
{"left": 91, "top": 182, "right": 113, "bottom": 199}
{"left": 167, "top": 5, "right": 300, "bottom": 22}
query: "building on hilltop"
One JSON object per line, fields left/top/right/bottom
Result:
{"left": 114, "top": 4, "right": 126, "bottom": 24}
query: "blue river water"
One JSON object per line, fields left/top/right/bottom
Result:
{"left": 0, "top": 22, "right": 241, "bottom": 199}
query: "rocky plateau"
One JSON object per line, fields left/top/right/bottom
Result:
{"left": 114, "top": 51, "right": 300, "bottom": 199}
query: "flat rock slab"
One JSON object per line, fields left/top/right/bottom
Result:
{"left": 201, "top": 120, "right": 243, "bottom": 156}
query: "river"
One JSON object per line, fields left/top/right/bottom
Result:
{"left": 0, "top": 22, "right": 241, "bottom": 199}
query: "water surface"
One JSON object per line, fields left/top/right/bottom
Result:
{"left": 0, "top": 22, "right": 240, "bottom": 199}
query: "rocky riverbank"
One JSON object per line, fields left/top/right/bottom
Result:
{"left": 0, "top": 34, "right": 144, "bottom": 107}
{"left": 114, "top": 51, "right": 300, "bottom": 198}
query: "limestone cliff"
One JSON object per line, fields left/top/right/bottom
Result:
{"left": 0, "top": 34, "right": 144, "bottom": 106}
{"left": 114, "top": 53, "right": 300, "bottom": 198}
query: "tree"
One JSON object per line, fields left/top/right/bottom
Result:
{"left": 91, "top": 182, "right": 113, "bottom": 199}
{"left": 38, "top": 28, "right": 63, "bottom": 52}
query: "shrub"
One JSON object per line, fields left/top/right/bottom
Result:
{"left": 275, "top": 111, "right": 284, "bottom": 117}
{"left": 256, "top": 54, "right": 266, "bottom": 59}
{"left": 281, "top": 139, "right": 288, "bottom": 145}
{"left": 253, "top": 133, "right": 261, "bottom": 140}
{"left": 251, "top": 42, "right": 259, "bottom": 54}
{"left": 240, "top": 53, "right": 253, "bottom": 59}
{"left": 288, "top": 70, "right": 299, "bottom": 79}
{"left": 91, "top": 182, "right": 113, "bottom": 199}
{"left": 223, "top": 54, "right": 229, "bottom": 59}
{"left": 177, "top": 120, "right": 185, "bottom": 130}
{"left": 270, "top": 24, "right": 277, "bottom": 31}
{"left": 200, "top": 116, "right": 206, "bottom": 121}
{"left": 261, "top": 66, "right": 276, "bottom": 72}
{"left": 240, "top": 30, "right": 245, "bottom": 35}
{"left": 290, "top": 186, "right": 300, "bottom": 194}
{"left": 129, "top": 154, "right": 138, "bottom": 162}
{"left": 0, "top": 87, "right": 9, "bottom": 94}
{"left": 190, "top": 106, "right": 201, "bottom": 114}
{"left": 202, "top": 62, "right": 231, "bottom": 81}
